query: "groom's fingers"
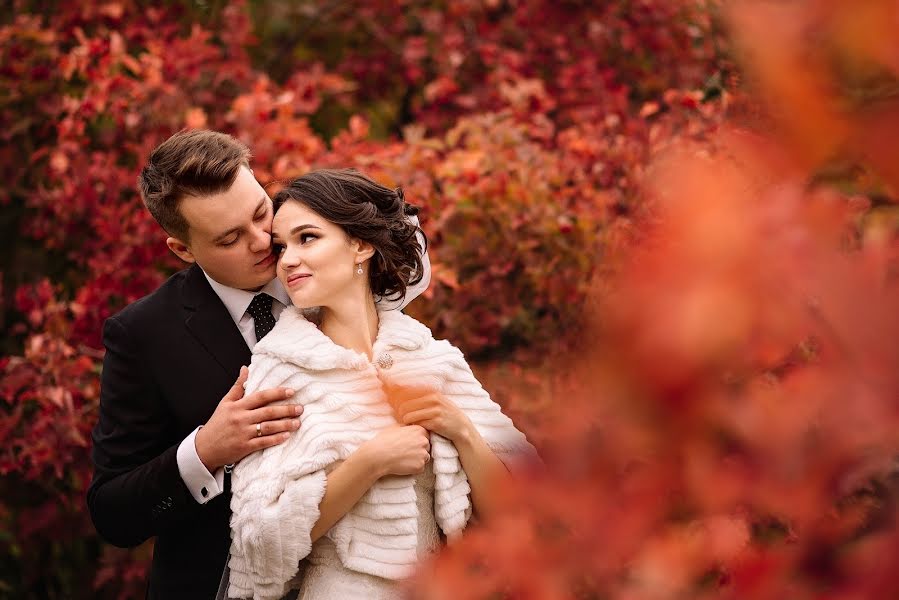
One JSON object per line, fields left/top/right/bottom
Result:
{"left": 239, "top": 386, "right": 296, "bottom": 409}
{"left": 222, "top": 366, "right": 249, "bottom": 402}
{"left": 252, "top": 418, "right": 301, "bottom": 439}
{"left": 250, "top": 403, "right": 303, "bottom": 425}
{"left": 249, "top": 431, "right": 292, "bottom": 452}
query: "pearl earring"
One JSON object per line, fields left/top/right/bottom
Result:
{"left": 356, "top": 263, "right": 363, "bottom": 275}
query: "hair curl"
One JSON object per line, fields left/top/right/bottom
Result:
{"left": 272, "top": 169, "right": 427, "bottom": 302}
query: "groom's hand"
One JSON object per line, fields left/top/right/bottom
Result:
{"left": 195, "top": 366, "right": 302, "bottom": 471}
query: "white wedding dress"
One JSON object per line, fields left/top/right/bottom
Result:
{"left": 295, "top": 463, "right": 439, "bottom": 600}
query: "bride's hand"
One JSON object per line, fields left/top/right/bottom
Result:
{"left": 358, "top": 424, "right": 430, "bottom": 477}
{"left": 388, "top": 384, "right": 474, "bottom": 444}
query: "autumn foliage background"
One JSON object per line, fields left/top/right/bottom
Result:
{"left": 1, "top": 0, "right": 898, "bottom": 598}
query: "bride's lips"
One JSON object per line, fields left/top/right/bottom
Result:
{"left": 286, "top": 273, "right": 311, "bottom": 288}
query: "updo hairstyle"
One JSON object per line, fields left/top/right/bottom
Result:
{"left": 272, "top": 168, "right": 427, "bottom": 302}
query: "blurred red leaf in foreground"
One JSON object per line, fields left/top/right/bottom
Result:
{"left": 408, "top": 2, "right": 899, "bottom": 598}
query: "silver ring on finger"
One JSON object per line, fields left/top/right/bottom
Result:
{"left": 256, "top": 422, "right": 262, "bottom": 437}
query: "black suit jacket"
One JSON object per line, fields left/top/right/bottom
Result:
{"left": 88, "top": 264, "right": 252, "bottom": 599}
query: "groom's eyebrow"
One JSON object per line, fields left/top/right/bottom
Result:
{"left": 211, "top": 196, "right": 267, "bottom": 242}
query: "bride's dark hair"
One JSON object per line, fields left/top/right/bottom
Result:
{"left": 272, "top": 168, "right": 427, "bottom": 302}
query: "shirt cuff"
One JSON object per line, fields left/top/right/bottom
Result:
{"left": 176, "top": 426, "right": 225, "bottom": 504}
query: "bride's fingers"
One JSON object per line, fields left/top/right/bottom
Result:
{"left": 396, "top": 394, "right": 440, "bottom": 415}
{"left": 413, "top": 420, "right": 440, "bottom": 438}
{"left": 400, "top": 407, "right": 441, "bottom": 425}
{"left": 383, "top": 381, "right": 434, "bottom": 406}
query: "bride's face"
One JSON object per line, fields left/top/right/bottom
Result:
{"left": 271, "top": 200, "right": 373, "bottom": 309}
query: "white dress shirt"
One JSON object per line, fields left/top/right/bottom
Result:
{"left": 176, "top": 232, "right": 431, "bottom": 504}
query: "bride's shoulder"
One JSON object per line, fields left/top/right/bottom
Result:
{"left": 378, "top": 309, "right": 432, "bottom": 343}
{"left": 385, "top": 312, "right": 467, "bottom": 361}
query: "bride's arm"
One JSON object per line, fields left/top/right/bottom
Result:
{"left": 391, "top": 343, "right": 538, "bottom": 520}
{"left": 311, "top": 424, "right": 431, "bottom": 541}
{"left": 396, "top": 395, "right": 509, "bottom": 518}
{"left": 449, "top": 422, "right": 509, "bottom": 518}
{"left": 230, "top": 413, "right": 429, "bottom": 597}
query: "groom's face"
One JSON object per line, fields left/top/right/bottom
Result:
{"left": 167, "top": 166, "right": 277, "bottom": 291}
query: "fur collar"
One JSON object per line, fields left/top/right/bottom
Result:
{"left": 252, "top": 306, "right": 433, "bottom": 371}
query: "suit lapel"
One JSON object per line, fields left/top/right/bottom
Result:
{"left": 181, "top": 264, "right": 252, "bottom": 376}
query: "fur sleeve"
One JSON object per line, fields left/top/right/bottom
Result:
{"left": 429, "top": 339, "right": 540, "bottom": 537}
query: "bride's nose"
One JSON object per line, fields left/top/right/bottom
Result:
{"left": 279, "top": 243, "right": 301, "bottom": 268}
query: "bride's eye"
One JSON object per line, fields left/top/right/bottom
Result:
{"left": 300, "top": 233, "right": 318, "bottom": 244}
{"left": 272, "top": 243, "right": 285, "bottom": 256}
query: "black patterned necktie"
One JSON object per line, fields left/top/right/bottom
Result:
{"left": 247, "top": 293, "right": 276, "bottom": 341}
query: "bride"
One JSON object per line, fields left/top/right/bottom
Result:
{"left": 225, "top": 169, "right": 537, "bottom": 600}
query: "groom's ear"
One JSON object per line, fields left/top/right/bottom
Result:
{"left": 166, "top": 236, "right": 196, "bottom": 264}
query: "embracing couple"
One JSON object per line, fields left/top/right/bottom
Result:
{"left": 87, "top": 130, "right": 537, "bottom": 600}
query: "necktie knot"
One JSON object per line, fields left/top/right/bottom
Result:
{"left": 247, "top": 293, "right": 275, "bottom": 340}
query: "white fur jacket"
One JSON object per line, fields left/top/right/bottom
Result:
{"left": 227, "top": 307, "right": 537, "bottom": 600}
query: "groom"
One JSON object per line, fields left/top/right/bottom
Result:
{"left": 87, "top": 129, "right": 430, "bottom": 599}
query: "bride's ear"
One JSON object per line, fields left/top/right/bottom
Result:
{"left": 351, "top": 239, "right": 376, "bottom": 264}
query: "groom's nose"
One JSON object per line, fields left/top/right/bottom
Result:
{"left": 248, "top": 224, "right": 271, "bottom": 253}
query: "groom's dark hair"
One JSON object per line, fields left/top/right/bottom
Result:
{"left": 273, "top": 168, "right": 427, "bottom": 302}
{"left": 138, "top": 129, "right": 251, "bottom": 241}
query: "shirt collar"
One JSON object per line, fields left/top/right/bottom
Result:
{"left": 202, "top": 270, "right": 292, "bottom": 325}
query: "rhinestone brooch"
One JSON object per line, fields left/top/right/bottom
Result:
{"left": 375, "top": 352, "right": 393, "bottom": 369}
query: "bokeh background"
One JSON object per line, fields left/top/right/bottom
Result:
{"left": 2, "top": 1, "right": 898, "bottom": 598}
